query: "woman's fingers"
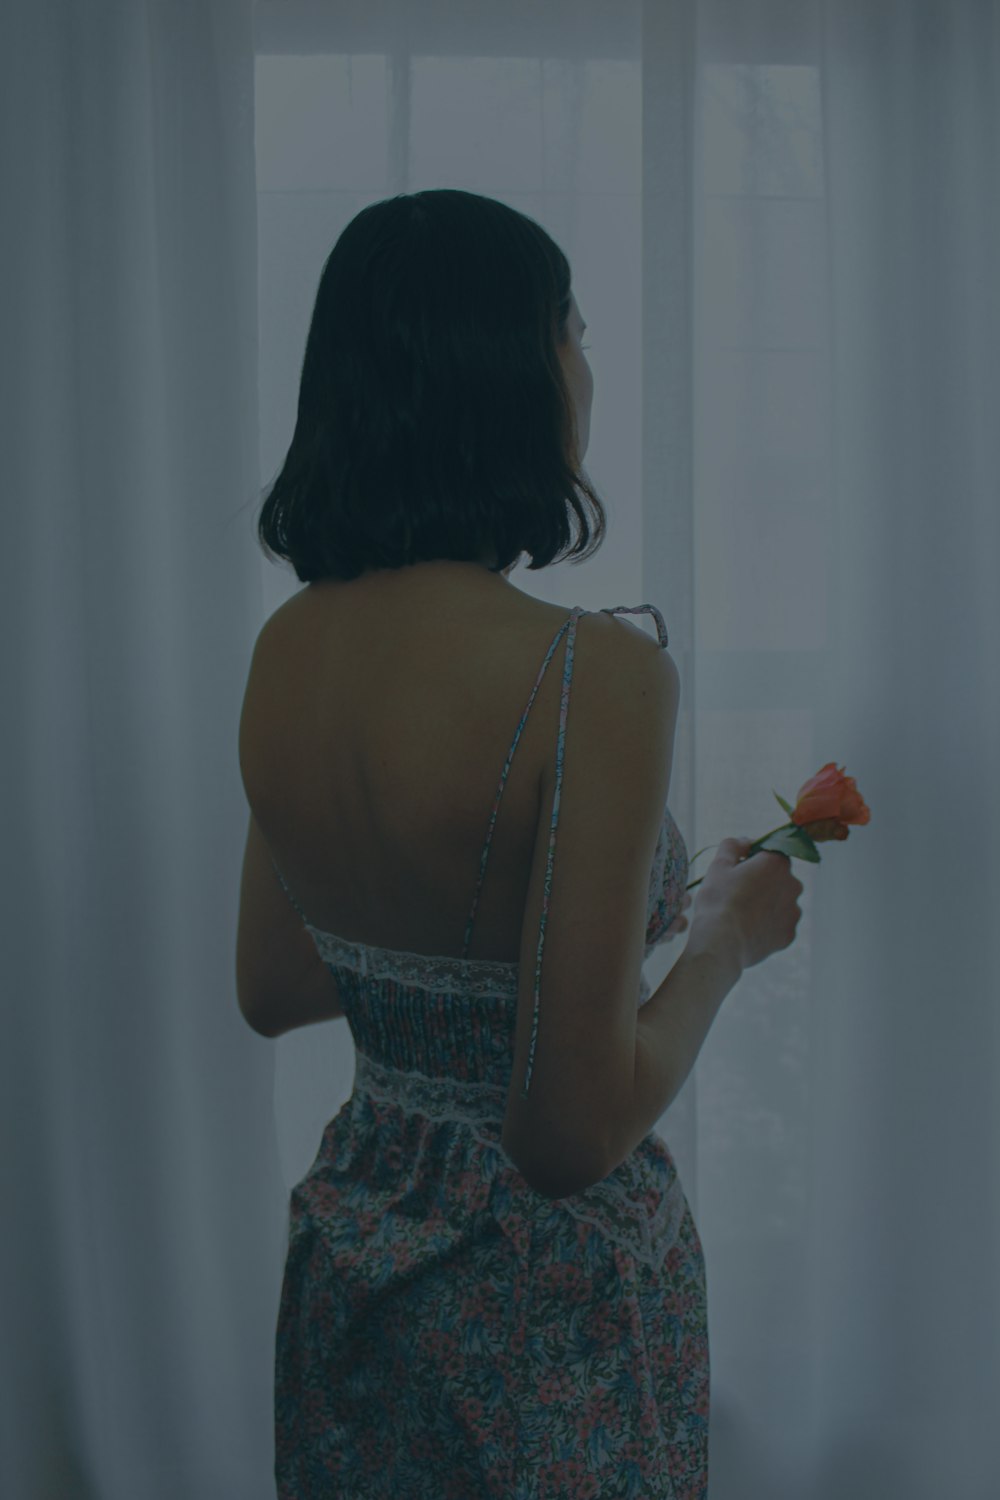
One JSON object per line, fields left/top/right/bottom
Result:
{"left": 664, "top": 890, "right": 693, "bottom": 939}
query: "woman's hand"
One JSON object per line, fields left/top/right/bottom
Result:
{"left": 664, "top": 890, "right": 693, "bottom": 940}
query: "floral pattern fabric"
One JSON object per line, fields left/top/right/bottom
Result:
{"left": 273, "top": 604, "right": 707, "bottom": 1499}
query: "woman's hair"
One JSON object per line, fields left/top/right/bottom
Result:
{"left": 255, "top": 189, "right": 606, "bottom": 581}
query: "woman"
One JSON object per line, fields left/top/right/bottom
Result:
{"left": 236, "top": 189, "right": 802, "bottom": 1498}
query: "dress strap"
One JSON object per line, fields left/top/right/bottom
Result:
{"left": 461, "top": 601, "right": 669, "bottom": 1098}
{"left": 601, "top": 602, "right": 669, "bottom": 647}
{"left": 460, "top": 606, "right": 585, "bottom": 967}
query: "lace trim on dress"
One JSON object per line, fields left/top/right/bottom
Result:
{"left": 354, "top": 1050, "right": 509, "bottom": 1144}
{"left": 352, "top": 1051, "right": 688, "bottom": 1272}
{"left": 304, "top": 928, "right": 521, "bottom": 998}
{"left": 304, "top": 927, "right": 653, "bottom": 1006}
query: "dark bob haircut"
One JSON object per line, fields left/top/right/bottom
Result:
{"left": 255, "top": 189, "right": 606, "bottom": 581}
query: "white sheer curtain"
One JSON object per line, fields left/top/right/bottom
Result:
{"left": 3, "top": 0, "right": 997, "bottom": 1495}
{"left": 0, "top": 3, "right": 282, "bottom": 1498}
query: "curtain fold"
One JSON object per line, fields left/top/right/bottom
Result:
{"left": 0, "top": 3, "right": 282, "bottom": 1497}
{"left": 2, "top": 0, "right": 997, "bottom": 1494}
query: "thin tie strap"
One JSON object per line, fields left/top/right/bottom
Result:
{"left": 462, "top": 602, "right": 668, "bottom": 1097}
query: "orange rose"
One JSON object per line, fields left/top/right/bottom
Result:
{"left": 792, "top": 762, "right": 871, "bottom": 843}
{"left": 685, "top": 760, "right": 870, "bottom": 889}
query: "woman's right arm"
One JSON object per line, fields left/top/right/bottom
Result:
{"left": 501, "top": 610, "right": 802, "bottom": 1200}
{"left": 502, "top": 613, "right": 681, "bottom": 1199}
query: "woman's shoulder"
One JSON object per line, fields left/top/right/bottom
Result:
{"left": 258, "top": 567, "right": 672, "bottom": 688}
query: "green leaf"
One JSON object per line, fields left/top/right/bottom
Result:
{"left": 755, "top": 827, "right": 821, "bottom": 864}
{"left": 772, "top": 790, "right": 795, "bottom": 817}
{"left": 687, "top": 844, "right": 718, "bottom": 866}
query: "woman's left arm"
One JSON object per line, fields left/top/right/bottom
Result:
{"left": 236, "top": 811, "right": 344, "bottom": 1036}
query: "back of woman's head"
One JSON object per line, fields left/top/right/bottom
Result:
{"left": 256, "top": 189, "right": 606, "bottom": 582}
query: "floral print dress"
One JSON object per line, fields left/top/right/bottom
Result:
{"left": 271, "top": 603, "right": 707, "bottom": 1499}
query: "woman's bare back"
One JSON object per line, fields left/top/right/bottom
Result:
{"left": 239, "top": 561, "right": 605, "bottom": 963}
